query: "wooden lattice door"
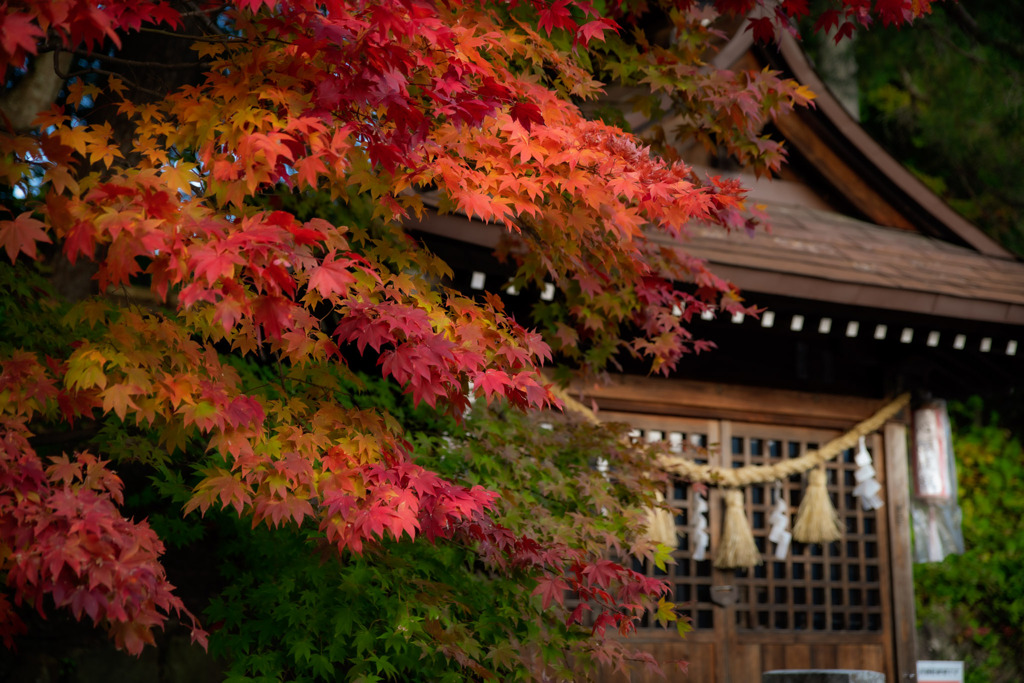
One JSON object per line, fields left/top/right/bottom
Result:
{"left": 601, "top": 411, "right": 908, "bottom": 683}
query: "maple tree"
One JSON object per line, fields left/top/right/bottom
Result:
{"left": 1, "top": 0, "right": 930, "bottom": 678}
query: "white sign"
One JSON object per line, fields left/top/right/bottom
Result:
{"left": 914, "top": 407, "right": 953, "bottom": 499}
{"left": 917, "top": 661, "right": 963, "bottom": 683}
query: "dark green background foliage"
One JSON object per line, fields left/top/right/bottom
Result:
{"left": 852, "top": 2, "right": 1024, "bottom": 256}
{"left": 914, "top": 399, "right": 1024, "bottom": 683}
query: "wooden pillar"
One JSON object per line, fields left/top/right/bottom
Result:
{"left": 884, "top": 422, "right": 917, "bottom": 681}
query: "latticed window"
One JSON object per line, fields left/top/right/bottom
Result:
{"left": 609, "top": 413, "right": 887, "bottom": 636}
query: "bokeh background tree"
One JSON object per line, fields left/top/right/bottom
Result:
{"left": 853, "top": 1, "right": 1024, "bottom": 257}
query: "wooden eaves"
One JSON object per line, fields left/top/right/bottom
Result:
{"left": 682, "top": 29, "right": 1024, "bottom": 328}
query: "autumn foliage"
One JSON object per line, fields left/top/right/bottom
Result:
{"left": 1, "top": 0, "right": 929, "bottom": 677}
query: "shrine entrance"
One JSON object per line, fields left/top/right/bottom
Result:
{"left": 588, "top": 379, "right": 917, "bottom": 683}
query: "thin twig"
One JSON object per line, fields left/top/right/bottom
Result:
{"left": 53, "top": 45, "right": 69, "bottom": 79}
{"left": 181, "top": 2, "right": 225, "bottom": 35}
{"left": 178, "top": 6, "right": 227, "bottom": 17}
{"left": 942, "top": 3, "right": 1024, "bottom": 62}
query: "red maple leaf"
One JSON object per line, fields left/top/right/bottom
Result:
{"left": 190, "top": 247, "right": 243, "bottom": 286}
{"left": 590, "top": 612, "right": 619, "bottom": 637}
{"left": 509, "top": 101, "right": 545, "bottom": 133}
{"left": 475, "top": 370, "right": 516, "bottom": 403}
{"left": 814, "top": 8, "right": 842, "bottom": 33}
{"left": 252, "top": 295, "right": 295, "bottom": 339}
{"left": 582, "top": 558, "right": 622, "bottom": 589}
{"left": 287, "top": 217, "right": 329, "bottom": 246}
{"left": 0, "top": 13, "right": 45, "bottom": 66}
{"left": 575, "top": 18, "right": 616, "bottom": 46}
{"left": 308, "top": 251, "right": 357, "bottom": 299}
{"left": 0, "top": 212, "right": 51, "bottom": 262}
{"left": 781, "top": 0, "right": 811, "bottom": 19}
{"left": 746, "top": 16, "right": 776, "bottom": 43}
{"left": 63, "top": 221, "right": 96, "bottom": 265}
{"left": 537, "top": 0, "right": 574, "bottom": 34}
{"left": 531, "top": 574, "right": 569, "bottom": 609}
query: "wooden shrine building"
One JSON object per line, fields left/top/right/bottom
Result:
{"left": 409, "top": 29, "right": 1024, "bottom": 683}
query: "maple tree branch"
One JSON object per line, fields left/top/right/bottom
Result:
{"left": 510, "top": 214, "right": 545, "bottom": 246}
{"left": 138, "top": 26, "right": 247, "bottom": 43}
{"left": 288, "top": 376, "right": 335, "bottom": 397}
{"left": 64, "top": 67, "right": 167, "bottom": 99}
{"left": 921, "top": 20, "right": 983, "bottom": 66}
{"left": 275, "top": 358, "right": 288, "bottom": 393}
{"left": 178, "top": 0, "right": 228, "bottom": 36}
{"left": 72, "top": 49, "right": 203, "bottom": 70}
{"left": 28, "top": 427, "right": 101, "bottom": 448}
{"left": 265, "top": 357, "right": 334, "bottom": 399}
{"left": 117, "top": 284, "right": 147, "bottom": 313}
{"left": 51, "top": 46, "right": 168, "bottom": 99}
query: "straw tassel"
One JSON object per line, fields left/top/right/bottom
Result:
{"left": 714, "top": 488, "right": 762, "bottom": 569}
{"left": 643, "top": 490, "right": 679, "bottom": 549}
{"left": 792, "top": 466, "right": 843, "bottom": 543}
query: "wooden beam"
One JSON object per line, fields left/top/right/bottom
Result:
{"left": 573, "top": 376, "right": 885, "bottom": 429}
{"left": 773, "top": 110, "right": 917, "bottom": 232}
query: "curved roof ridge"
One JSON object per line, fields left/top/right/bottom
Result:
{"left": 763, "top": 31, "right": 1012, "bottom": 258}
